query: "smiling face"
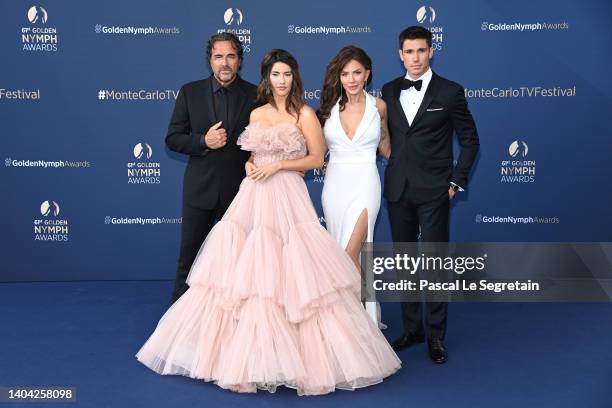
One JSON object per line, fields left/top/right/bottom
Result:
{"left": 269, "top": 62, "right": 293, "bottom": 97}
{"left": 340, "top": 59, "right": 370, "bottom": 96}
{"left": 399, "top": 38, "right": 433, "bottom": 79}
{"left": 209, "top": 40, "right": 240, "bottom": 85}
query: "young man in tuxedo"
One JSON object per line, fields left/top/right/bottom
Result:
{"left": 167, "top": 33, "right": 259, "bottom": 302}
{"left": 381, "top": 26, "right": 480, "bottom": 363}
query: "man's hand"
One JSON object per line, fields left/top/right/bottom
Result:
{"left": 203, "top": 121, "right": 227, "bottom": 149}
{"left": 448, "top": 186, "right": 457, "bottom": 200}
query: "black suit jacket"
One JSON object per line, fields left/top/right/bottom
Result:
{"left": 381, "top": 72, "right": 480, "bottom": 202}
{"left": 166, "top": 75, "right": 258, "bottom": 209}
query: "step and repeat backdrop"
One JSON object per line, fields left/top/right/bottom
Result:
{"left": 2, "top": 1, "right": 610, "bottom": 281}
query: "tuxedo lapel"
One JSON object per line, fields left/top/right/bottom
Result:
{"left": 392, "top": 79, "right": 410, "bottom": 129}
{"left": 411, "top": 73, "right": 440, "bottom": 128}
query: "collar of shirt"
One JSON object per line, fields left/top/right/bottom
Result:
{"left": 212, "top": 75, "right": 239, "bottom": 94}
{"left": 402, "top": 68, "right": 433, "bottom": 94}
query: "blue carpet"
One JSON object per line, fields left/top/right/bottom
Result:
{"left": 1, "top": 281, "right": 610, "bottom": 407}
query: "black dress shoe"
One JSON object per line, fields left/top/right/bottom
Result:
{"left": 391, "top": 333, "right": 425, "bottom": 352}
{"left": 427, "top": 338, "right": 448, "bottom": 364}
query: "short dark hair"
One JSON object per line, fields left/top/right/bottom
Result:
{"left": 206, "top": 32, "right": 243, "bottom": 61}
{"left": 398, "top": 26, "right": 432, "bottom": 49}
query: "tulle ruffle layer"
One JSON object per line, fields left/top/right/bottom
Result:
{"left": 137, "top": 161, "right": 400, "bottom": 395}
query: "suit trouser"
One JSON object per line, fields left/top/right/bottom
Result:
{"left": 387, "top": 184, "right": 450, "bottom": 340}
{"left": 171, "top": 197, "right": 230, "bottom": 302}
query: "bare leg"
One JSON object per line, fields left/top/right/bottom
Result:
{"left": 344, "top": 208, "right": 369, "bottom": 273}
{"left": 344, "top": 209, "right": 384, "bottom": 328}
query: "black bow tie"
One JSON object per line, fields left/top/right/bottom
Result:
{"left": 401, "top": 79, "right": 423, "bottom": 91}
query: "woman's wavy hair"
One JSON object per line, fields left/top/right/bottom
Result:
{"left": 317, "top": 46, "right": 372, "bottom": 124}
{"left": 257, "top": 49, "right": 305, "bottom": 120}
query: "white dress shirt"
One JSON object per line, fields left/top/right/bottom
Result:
{"left": 399, "top": 68, "right": 433, "bottom": 126}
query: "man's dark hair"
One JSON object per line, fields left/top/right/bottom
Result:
{"left": 206, "top": 32, "right": 243, "bottom": 61}
{"left": 398, "top": 26, "right": 432, "bottom": 49}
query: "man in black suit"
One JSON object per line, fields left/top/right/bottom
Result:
{"left": 381, "top": 26, "right": 480, "bottom": 363}
{"left": 167, "top": 33, "right": 258, "bottom": 302}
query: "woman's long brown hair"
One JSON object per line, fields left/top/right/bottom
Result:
{"left": 317, "top": 46, "right": 373, "bottom": 125}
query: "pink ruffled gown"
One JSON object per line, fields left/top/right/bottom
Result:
{"left": 136, "top": 122, "right": 401, "bottom": 395}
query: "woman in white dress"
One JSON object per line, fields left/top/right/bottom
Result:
{"left": 318, "top": 46, "right": 391, "bottom": 326}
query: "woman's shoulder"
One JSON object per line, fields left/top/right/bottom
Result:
{"left": 298, "top": 105, "right": 321, "bottom": 127}
{"left": 249, "top": 103, "right": 273, "bottom": 122}
{"left": 297, "top": 105, "right": 323, "bottom": 135}
{"left": 299, "top": 104, "right": 317, "bottom": 120}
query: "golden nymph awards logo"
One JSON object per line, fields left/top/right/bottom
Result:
{"left": 127, "top": 143, "right": 161, "bottom": 184}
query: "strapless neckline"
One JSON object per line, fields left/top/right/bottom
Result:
{"left": 249, "top": 121, "right": 302, "bottom": 134}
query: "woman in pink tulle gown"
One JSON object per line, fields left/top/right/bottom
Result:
{"left": 136, "top": 49, "right": 401, "bottom": 396}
